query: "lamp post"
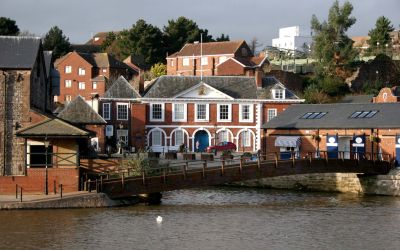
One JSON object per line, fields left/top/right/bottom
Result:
{"left": 44, "top": 137, "right": 50, "bottom": 195}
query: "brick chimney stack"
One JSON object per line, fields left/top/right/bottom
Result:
{"left": 255, "top": 69, "right": 263, "bottom": 88}
{"left": 139, "top": 72, "right": 144, "bottom": 94}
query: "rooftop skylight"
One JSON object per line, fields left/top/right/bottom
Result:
{"left": 300, "top": 112, "right": 327, "bottom": 119}
{"left": 350, "top": 110, "right": 378, "bottom": 119}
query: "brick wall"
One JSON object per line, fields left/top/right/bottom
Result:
{"left": 216, "top": 59, "right": 245, "bottom": 76}
{"left": 0, "top": 168, "right": 79, "bottom": 194}
{"left": 373, "top": 87, "right": 400, "bottom": 103}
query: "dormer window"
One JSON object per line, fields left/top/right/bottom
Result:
{"left": 273, "top": 89, "right": 285, "bottom": 99}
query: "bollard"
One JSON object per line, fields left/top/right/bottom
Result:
{"left": 163, "top": 168, "right": 167, "bottom": 184}
{"left": 239, "top": 157, "right": 243, "bottom": 175}
{"left": 274, "top": 153, "right": 278, "bottom": 168}
{"left": 202, "top": 160, "right": 207, "bottom": 179}
{"left": 100, "top": 175, "right": 103, "bottom": 192}
{"left": 88, "top": 180, "right": 92, "bottom": 193}
{"left": 20, "top": 187, "right": 23, "bottom": 202}
{"left": 182, "top": 165, "right": 187, "bottom": 180}
{"left": 257, "top": 155, "right": 261, "bottom": 171}
{"left": 96, "top": 179, "right": 99, "bottom": 193}
{"left": 221, "top": 160, "right": 225, "bottom": 176}
{"left": 121, "top": 174, "right": 125, "bottom": 190}
{"left": 16, "top": 184, "right": 18, "bottom": 199}
{"left": 59, "top": 184, "right": 63, "bottom": 198}
{"left": 54, "top": 180, "right": 57, "bottom": 194}
{"left": 142, "top": 171, "right": 146, "bottom": 185}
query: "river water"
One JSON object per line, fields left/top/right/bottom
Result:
{"left": 1, "top": 187, "right": 400, "bottom": 250}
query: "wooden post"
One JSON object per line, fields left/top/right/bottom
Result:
{"left": 106, "top": 171, "right": 110, "bottom": 180}
{"left": 16, "top": 184, "right": 18, "bottom": 199}
{"left": 221, "top": 160, "right": 225, "bottom": 176}
{"left": 54, "top": 180, "right": 56, "bottom": 194}
{"left": 121, "top": 174, "right": 125, "bottom": 190}
{"left": 185, "top": 161, "right": 189, "bottom": 171}
{"left": 274, "top": 152, "right": 278, "bottom": 168}
{"left": 182, "top": 165, "right": 187, "bottom": 180}
{"left": 20, "top": 187, "right": 22, "bottom": 202}
{"left": 202, "top": 160, "right": 207, "bottom": 179}
{"left": 142, "top": 171, "right": 146, "bottom": 185}
{"left": 163, "top": 168, "right": 167, "bottom": 184}
{"left": 60, "top": 184, "right": 63, "bottom": 198}
{"left": 239, "top": 157, "right": 243, "bottom": 175}
{"left": 96, "top": 179, "right": 99, "bottom": 193}
{"left": 100, "top": 175, "right": 103, "bottom": 192}
{"left": 88, "top": 180, "right": 92, "bottom": 193}
{"left": 257, "top": 155, "right": 261, "bottom": 171}
{"left": 292, "top": 152, "right": 295, "bottom": 168}
{"left": 309, "top": 152, "right": 312, "bottom": 167}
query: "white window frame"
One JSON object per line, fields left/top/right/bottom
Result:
{"left": 152, "top": 130, "right": 162, "bottom": 146}
{"left": 150, "top": 103, "right": 165, "bottom": 122}
{"left": 170, "top": 60, "right": 174, "bottom": 67}
{"left": 218, "top": 130, "right": 228, "bottom": 143}
{"left": 172, "top": 103, "right": 187, "bottom": 122}
{"left": 65, "top": 80, "right": 72, "bottom": 88}
{"left": 195, "top": 103, "right": 209, "bottom": 122}
{"left": 65, "top": 65, "right": 72, "bottom": 73}
{"left": 239, "top": 104, "right": 253, "bottom": 123}
{"left": 116, "top": 103, "right": 129, "bottom": 121}
{"left": 201, "top": 57, "right": 208, "bottom": 65}
{"left": 273, "top": 89, "right": 285, "bottom": 99}
{"left": 93, "top": 82, "right": 97, "bottom": 90}
{"left": 267, "top": 108, "right": 277, "bottom": 122}
{"left": 78, "top": 67, "right": 86, "bottom": 76}
{"left": 78, "top": 82, "right": 85, "bottom": 90}
{"left": 175, "top": 130, "right": 184, "bottom": 146}
{"left": 217, "top": 103, "right": 231, "bottom": 122}
{"left": 241, "top": 131, "right": 251, "bottom": 147}
{"left": 116, "top": 129, "right": 128, "bottom": 145}
{"left": 102, "top": 103, "right": 111, "bottom": 120}
{"left": 65, "top": 95, "right": 72, "bottom": 102}
{"left": 182, "top": 57, "right": 190, "bottom": 66}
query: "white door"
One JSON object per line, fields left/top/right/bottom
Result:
{"left": 338, "top": 137, "right": 352, "bottom": 159}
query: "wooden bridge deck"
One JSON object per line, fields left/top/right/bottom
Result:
{"left": 96, "top": 156, "right": 391, "bottom": 199}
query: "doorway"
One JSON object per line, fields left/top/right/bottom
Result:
{"left": 338, "top": 136, "right": 352, "bottom": 159}
{"left": 194, "top": 130, "right": 209, "bottom": 152}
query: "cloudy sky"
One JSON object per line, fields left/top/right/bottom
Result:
{"left": 1, "top": 0, "right": 399, "bottom": 46}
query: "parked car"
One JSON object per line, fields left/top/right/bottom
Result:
{"left": 206, "top": 142, "right": 237, "bottom": 153}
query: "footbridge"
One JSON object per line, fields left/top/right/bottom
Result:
{"left": 86, "top": 152, "right": 392, "bottom": 199}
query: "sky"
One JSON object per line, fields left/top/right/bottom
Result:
{"left": 1, "top": 0, "right": 399, "bottom": 46}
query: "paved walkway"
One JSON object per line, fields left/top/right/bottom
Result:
{"left": 0, "top": 191, "right": 91, "bottom": 204}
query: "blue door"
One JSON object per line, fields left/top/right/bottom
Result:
{"left": 194, "top": 130, "right": 209, "bottom": 152}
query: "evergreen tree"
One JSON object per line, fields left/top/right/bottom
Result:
{"left": 367, "top": 16, "right": 394, "bottom": 55}
{"left": 215, "top": 33, "right": 230, "bottom": 42}
{"left": 163, "top": 16, "right": 214, "bottom": 55}
{"left": 311, "top": 0, "right": 357, "bottom": 79}
{"left": 42, "top": 26, "right": 71, "bottom": 59}
{"left": 0, "top": 17, "right": 19, "bottom": 35}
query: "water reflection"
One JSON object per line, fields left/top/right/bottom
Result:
{"left": 1, "top": 187, "right": 400, "bottom": 250}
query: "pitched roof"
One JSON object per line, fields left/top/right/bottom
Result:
{"left": 264, "top": 103, "right": 400, "bottom": 129}
{"left": 16, "top": 118, "right": 90, "bottom": 138}
{"left": 57, "top": 95, "right": 106, "bottom": 124}
{"left": 103, "top": 76, "right": 141, "bottom": 99}
{"left": 85, "top": 31, "right": 121, "bottom": 45}
{"left": 167, "top": 40, "right": 246, "bottom": 57}
{"left": 224, "top": 56, "right": 268, "bottom": 68}
{"left": 79, "top": 52, "right": 128, "bottom": 69}
{"left": 143, "top": 75, "right": 300, "bottom": 101}
{"left": 0, "top": 36, "right": 41, "bottom": 69}
{"left": 257, "top": 77, "right": 299, "bottom": 99}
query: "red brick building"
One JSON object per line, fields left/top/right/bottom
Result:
{"left": 166, "top": 40, "right": 268, "bottom": 77}
{"left": 264, "top": 103, "right": 400, "bottom": 163}
{"left": 373, "top": 87, "right": 400, "bottom": 103}
{"left": 55, "top": 51, "right": 136, "bottom": 105}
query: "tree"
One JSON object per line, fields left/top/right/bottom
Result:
{"left": 0, "top": 17, "right": 19, "bottom": 35}
{"left": 367, "top": 16, "right": 394, "bottom": 55}
{"left": 106, "top": 20, "right": 165, "bottom": 65}
{"left": 248, "top": 37, "right": 262, "bottom": 55}
{"left": 18, "top": 30, "right": 37, "bottom": 37}
{"left": 150, "top": 63, "right": 167, "bottom": 78}
{"left": 215, "top": 33, "right": 230, "bottom": 42}
{"left": 101, "top": 32, "right": 117, "bottom": 51}
{"left": 311, "top": 0, "right": 357, "bottom": 79}
{"left": 163, "top": 16, "right": 214, "bottom": 55}
{"left": 42, "top": 26, "right": 71, "bottom": 59}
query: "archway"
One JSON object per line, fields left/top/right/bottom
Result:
{"left": 194, "top": 130, "right": 209, "bottom": 152}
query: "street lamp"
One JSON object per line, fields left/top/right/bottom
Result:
{"left": 44, "top": 136, "right": 50, "bottom": 195}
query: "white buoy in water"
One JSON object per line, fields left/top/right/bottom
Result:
{"left": 156, "top": 216, "right": 163, "bottom": 223}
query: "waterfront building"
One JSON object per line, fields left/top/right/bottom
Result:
{"left": 272, "top": 26, "right": 312, "bottom": 52}
{"left": 264, "top": 103, "right": 400, "bottom": 163}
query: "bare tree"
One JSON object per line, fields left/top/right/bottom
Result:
{"left": 249, "top": 37, "right": 263, "bottom": 55}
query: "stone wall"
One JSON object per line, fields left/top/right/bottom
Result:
{"left": 236, "top": 169, "right": 400, "bottom": 196}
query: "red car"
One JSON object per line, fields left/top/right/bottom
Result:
{"left": 206, "top": 142, "right": 237, "bottom": 153}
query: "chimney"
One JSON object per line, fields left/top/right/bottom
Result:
{"left": 139, "top": 72, "right": 144, "bottom": 94}
{"left": 255, "top": 69, "right": 263, "bottom": 88}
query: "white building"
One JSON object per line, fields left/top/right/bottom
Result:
{"left": 272, "top": 26, "right": 312, "bottom": 52}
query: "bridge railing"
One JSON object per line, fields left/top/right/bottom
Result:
{"left": 82, "top": 151, "right": 392, "bottom": 192}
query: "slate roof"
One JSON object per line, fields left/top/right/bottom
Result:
{"left": 78, "top": 52, "right": 129, "bottom": 69}
{"left": 16, "top": 118, "right": 90, "bottom": 138}
{"left": 257, "top": 77, "right": 299, "bottom": 99}
{"left": 264, "top": 103, "right": 400, "bottom": 129}
{"left": 57, "top": 95, "right": 106, "bottom": 124}
{"left": 167, "top": 40, "right": 246, "bottom": 57}
{"left": 143, "top": 75, "right": 300, "bottom": 101}
{"left": 103, "top": 76, "right": 141, "bottom": 99}
{"left": 144, "top": 76, "right": 257, "bottom": 99}
{"left": 0, "top": 36, "right": 41, "bottom": 69}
